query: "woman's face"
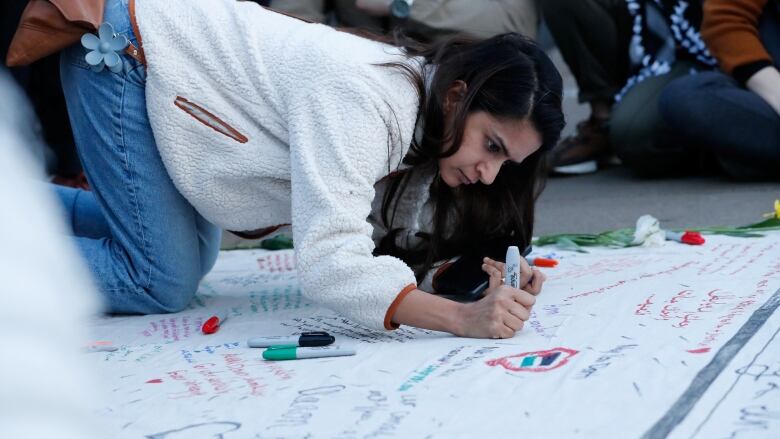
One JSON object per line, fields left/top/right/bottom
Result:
{"left": 438, "top": 109, "right": 543, "bottom": 188}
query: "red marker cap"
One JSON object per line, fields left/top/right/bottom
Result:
{"left": 527, "top": 257, "right": 559, "bottom": 268}
{"left": 202, "top": 311, "right": 228, "bottom": 334}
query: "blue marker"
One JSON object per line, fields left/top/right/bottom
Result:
{"left": 505, "top": 246, "right": 521, "bottom": 288}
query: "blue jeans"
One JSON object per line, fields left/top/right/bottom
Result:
{"left": 659, "top": 7, "right": 780, "bottom": 180}
{"left": 57, "top": 0, "right": 222, "bottom": 314}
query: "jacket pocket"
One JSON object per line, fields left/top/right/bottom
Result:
{"left": 174, "top": 96, "right": 248, "bottom": 144}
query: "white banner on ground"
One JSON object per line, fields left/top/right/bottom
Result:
{"left": 86, "top": 233, "right": 780, "bottom": 438}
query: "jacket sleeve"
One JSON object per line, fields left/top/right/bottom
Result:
{"left": 285, "top": 75, "right": 417, "bottom": 331}
{"left": 702, "top": 0, "right": 772, "bottom": 83}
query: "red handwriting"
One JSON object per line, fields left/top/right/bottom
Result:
{"left": 695, "top": 262, "right": 780, "bottom": 348}
{"left": 165, "top": 354, "right": 271, "bottom": 399}
{"left": 223, "top": 354, "right": 266, "bottom": 396}
{"left": 687, "top": 347, "right": 711, "bottom": 354}
{"left": 729, "top": 243, "right": 778, "bottom": 276}
{"left": 257, "top": 252, "right": 296, "bottom": 273}
{"left": 634, "top": 288, "right": 737, "bottom": 330}
{"left": 635, "top": 294, "right": 655, "bottom": 315}
{"left": 672, "top": 313, "right": 700, "bottom": 328}
{"left": 193, "top": 363, "right": 233, "bottom": 394}
{"left": 698, "top": 294, "right": 759, "bottom": 347}
{"left": 141, "top": 316, "right": 204, "bottom": 341}
{"left": 670, "top": 290, "right": 694, "bottom": 304}
{"left": 566, "top": 262, "right": 697, "bottom": 301}
{"left": 696, "top": 289, "right": 734, "bottom": 313}
{"left": 550, "top": 256, "right": 662, "bottom": 281}
{"left": 264, "top": 361, "right": 294, "bottom": 381}
{"left": 167, "top": 369, "right": 205, "bottom": 399}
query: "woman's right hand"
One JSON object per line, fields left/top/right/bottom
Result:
{"left": 455, "top": 285, "right": 535, "bottom": 339}
{"left": 482, "top": 256, "right": 547, "bottom": 296}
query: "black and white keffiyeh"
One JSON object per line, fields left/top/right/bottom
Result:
{"left": 617, "top": 0, "right": 718, "bottom": 100}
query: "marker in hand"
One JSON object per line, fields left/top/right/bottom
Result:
{"left": 505, "top": 245, "right": 521, "bottom": 289}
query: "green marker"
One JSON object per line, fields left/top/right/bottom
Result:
{"left": 262, "top": 345, "right": 356, "bottom": 361}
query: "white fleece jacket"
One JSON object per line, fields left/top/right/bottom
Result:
{"left": 134, "top": 0, "right": 425, "bottom": 330}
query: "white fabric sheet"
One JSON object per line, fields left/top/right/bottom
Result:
{"left": 87, "top": 233, "right": 780, "bottom": 438}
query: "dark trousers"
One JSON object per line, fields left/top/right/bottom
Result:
{"left": 543, "top": 0, "right": 714, "bottom": 177}
{"left": 1, "top": 0, "right": 81, "bottom": 178}
{"left": 542, "top": 0, "right": 632, "bottom": 103}
{"left": 659, "top": 8, "right": 780, "bottom": 180}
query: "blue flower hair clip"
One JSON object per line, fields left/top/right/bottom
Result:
{"left": 81, "top": 22, "right": 129, "bottom": 73}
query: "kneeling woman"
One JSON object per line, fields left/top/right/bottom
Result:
{"left": 57, "top": 0, "right": 564, "bottom": 339}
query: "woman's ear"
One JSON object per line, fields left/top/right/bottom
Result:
{"left": 443, "top": 80, "right": 468, "bottom": 116}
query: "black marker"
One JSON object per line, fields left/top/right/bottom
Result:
{"left": 247, "top": 331, "right": 335, "bottom": 348}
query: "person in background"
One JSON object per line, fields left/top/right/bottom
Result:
{"left": 270, "top": 0, "right": 538, "bottom": 42}
{"left": 0, "top": 68, "right": 102, "bottom": 439}
{"left": 1, "top": 0, "right": 88, "bottom": 190}
{"left": 660, "top": 0, "right": 780, "bottom": 180}
{"left": 542, "top": 0, "right": 718, "bottom": 176}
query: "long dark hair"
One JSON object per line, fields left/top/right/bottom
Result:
{"left": 376, "top": 33, "right": 565, "bottom": 279}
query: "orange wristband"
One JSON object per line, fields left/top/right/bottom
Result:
{"left": 383, "top": 283, "right": 417, "bottom": 330}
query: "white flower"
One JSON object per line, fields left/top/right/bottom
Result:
{"left": 633, "top": 214, "right": 666, "bottom": 247}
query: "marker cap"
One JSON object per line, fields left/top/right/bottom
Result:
{"left": 247, "top": 331, "right": 335, "bottom": 348}
{"left": 202, "top": 311, "right": 229, "bottom": 334}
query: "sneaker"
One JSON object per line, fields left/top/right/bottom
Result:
{"left": 549, "top": 117, "right": 611, "bottom": 175}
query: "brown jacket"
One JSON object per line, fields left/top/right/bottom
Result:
{"left": 702, "top": 0, "right": 775, "bottom": 82}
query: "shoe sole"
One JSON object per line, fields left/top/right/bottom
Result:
{"left": 552, "top": 160, "right": 598, "bottom": 175}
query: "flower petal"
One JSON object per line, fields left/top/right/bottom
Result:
{"left": 81, "top": 33, "right": 100, "bottom": 50}
{"left": 85, "top": 50, "right": 104, "bottom": 66}
{"left": 681, "top": 231, "right": 705, "bottom": 245}
{"left": 108, "top": 59, "right": 124, "bottom": 73}
{"left": 98, "top": 22, "right": 114, "bottom": 42}
{"left": 642, "top": 230, "right": 667, "bottom": 247}
{"left": 103, "top": 51, "right": 121, "bottom": 69}
{"left": 632, "top": 214, "right": 661, "bottom": 244}
{"left": 110, "top": 34, "right": 129, "bottom": 51}
{"left": 90, "top": 60, "right": 105, "bottom": 72}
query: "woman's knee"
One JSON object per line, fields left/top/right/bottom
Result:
{"left": 658, "top": 75, "right": 709, "bottom": 131}
{"left": 609, "top": 109, "right": 651, "bottom": 169}
{"left": 117, "top": 245, "right": 204, "bottom": 313}
{"left": 197, "top": 219, "right": 222, "bottom": 277}
{"left": 609, "top": 106, "right": 685, "bottom": 177}
{"left": 144, "top": 270, "right": 201, "bottom": 313}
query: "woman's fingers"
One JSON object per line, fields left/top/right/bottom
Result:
{"left": 483, "top": 257, "right": 505, "bottom": 275}
{"left": 520, "top": 257, "right": 534, "bottom": 288}
{"left": 512, "top": 289, "right": 536, "bottom": 308}
{"left": 527, "top": 268, "right": 547, "bottom": 295}
{"left": 502, "top": 313, "right": 525, "bottom": 335}
{"left": 485, "top": 256, "right": 534, "bottom": 289}
{"left": 459, "top": 287, "right": 537, "bottom": 338}
{"left": 482, "top": 257, "right": 505, "bottom": 291}
{"left": 508, "top": 301, "right": 530, "bottom": 321}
